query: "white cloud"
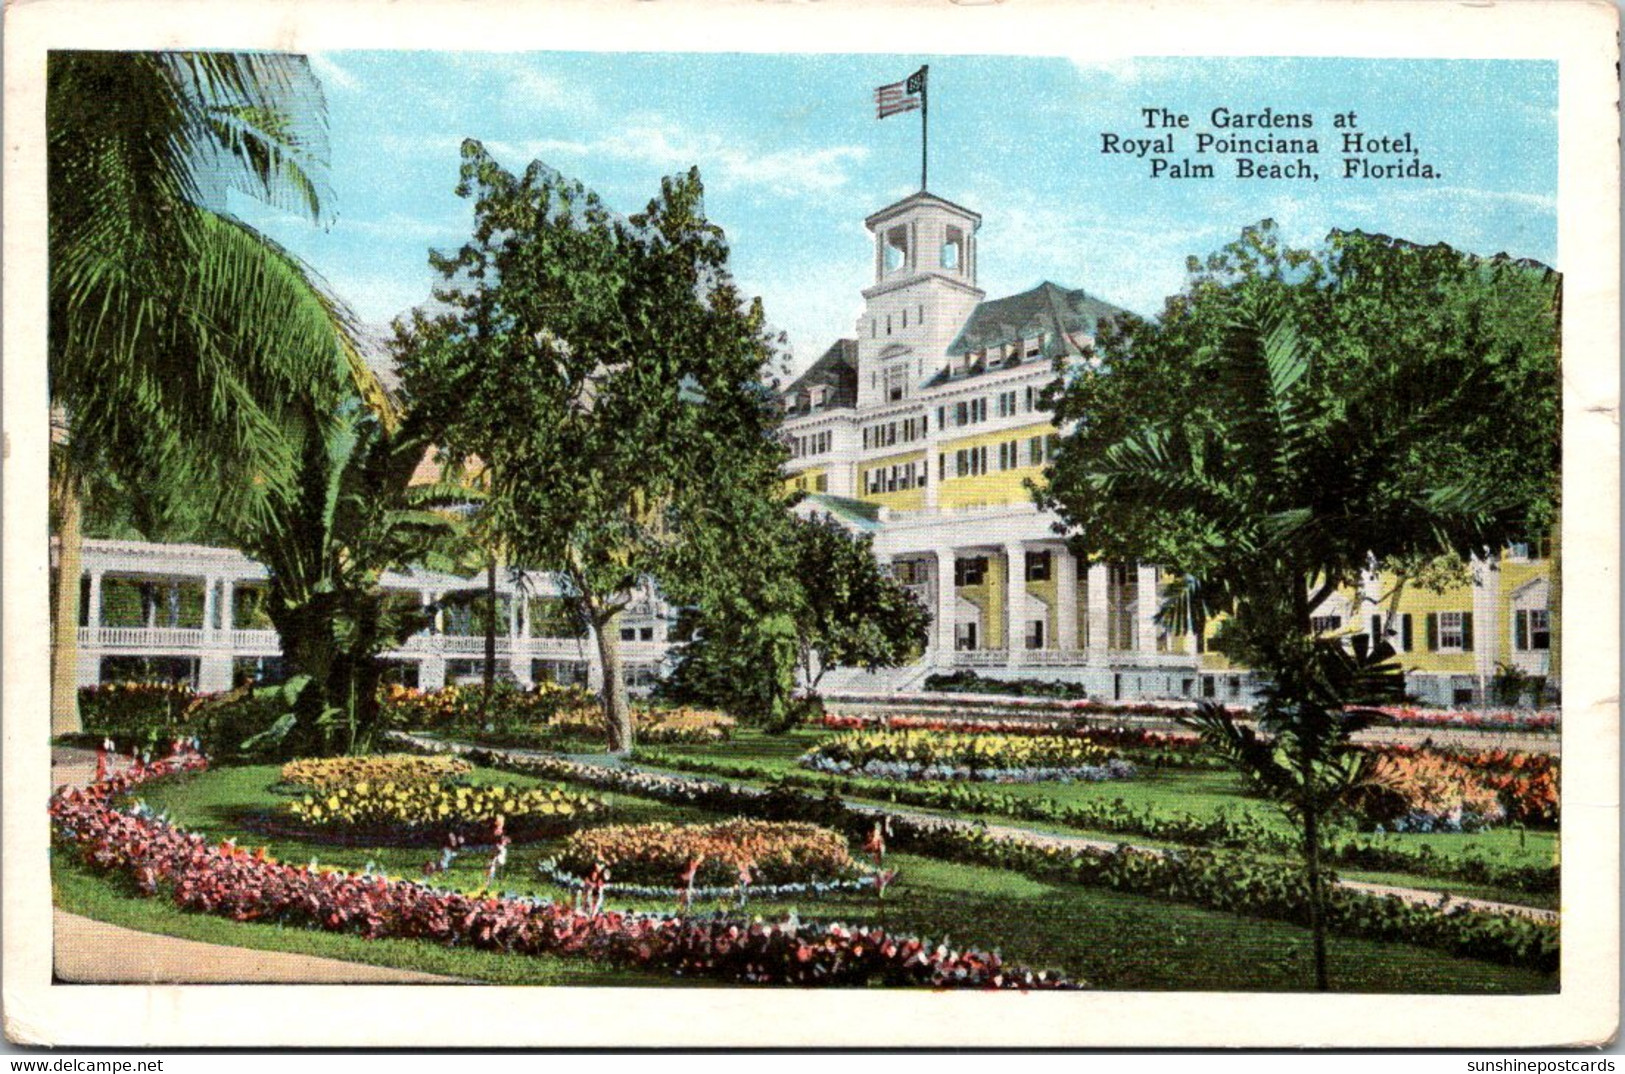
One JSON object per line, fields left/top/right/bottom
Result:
{"left": 307, "top": 52, "right": 358, "bottom": 92}
{"left": 485, "top": 119, "right": 868, "bottom": 198}
{"left": 337, "top": 211, "right": 471, "bottom": 242}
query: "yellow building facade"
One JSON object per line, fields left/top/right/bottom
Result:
{"left": 780, "top": 190, "right": 1557, "bottom": 706}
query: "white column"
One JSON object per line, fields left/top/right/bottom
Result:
{"left": 86, "top": 570, "right": 103, "bottom": 633}
{"left": 508, "top": 586, "right": 531, "bottom": 686}
{"left": 197, "top": 574, "right": 233, "bottom": 693}
{"left": 220, "top": 580, "right": 235, "bottom": 635}
{"left": 934, "top": 547, "right": 956, "bottom": 657}
{"left": 76, "top": 566, "right": 103, "bottom": 687}
{"left": 1005, "top": 542, "right": 1026, "bottom": 666}
{"left": 1136, "top": 565, "right": 1160, "bottom": 655}
{"left": 1056, "top": 548, "right": 1079, "bottom": 652}
{"left": 1086, "top": 562, "right": 1109, "bottom": 660}
{"left": 202, "top": 576, "right": 218, "bottom": 638}
{"left": 1471, "top": 555, "right": 1500, "bottom": 695}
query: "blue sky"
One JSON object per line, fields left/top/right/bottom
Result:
{"left": 232, "top": 53, "right": 1557, "bottom": 376}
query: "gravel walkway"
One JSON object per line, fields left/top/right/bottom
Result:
{"left": 50, "top": 746, "right": 464, "bottom": 985}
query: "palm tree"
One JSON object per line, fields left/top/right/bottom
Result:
{"left": 48, "top": 51, "right": 394, "bottom": 733}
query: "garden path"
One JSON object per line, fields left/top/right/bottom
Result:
{"left": 412, "top": 736, "right": 1561, "bottom": 925}
{"left": 50, "top": 747, "right": 464, "bottom": 985}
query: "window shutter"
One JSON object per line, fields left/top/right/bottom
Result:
{"left": 1401, "top": 613, "right": 1413, "bottom": 652}
{"left": 1515, "top": 610, "right": 1529, "bottom": 651}
{"left": 1425, "top": 613, "right": 1438, "bottom": 652}
{"left": 1461, "top": 612, "right": 1474, "bottom": 652}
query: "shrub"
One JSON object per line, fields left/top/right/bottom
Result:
{"left": 280, "top": 754, "right": 473, "bottom": 793}
{"left": 555, "top": 820, "right": 858, "bottom": 888}
{"left": 76, "top": 681, "right": 199, "bottom": 745}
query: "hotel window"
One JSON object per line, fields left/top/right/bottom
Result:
{"left": 1427, "top": 611, "right": 1474, "bottom": 652}
{"left": 1024, "top": 385, "right": 1035, "bottom": 412}
{"left": 954, "top": 621, "right": 979, "bottom": 651}
{"left": 954, "top": 557, "right": 988, "bottom": 587}
{"left": 1309, "top": 615, "right": 1342, "bottom": 635}
{"left": 815, "top": 474, "right": 828, "bottom": 492}
{"left": 886, "top": 314, "right": 892, "bottom": 336}
{"left": 1515, "top": 609, "right": 1551, "bottom": 650}
{"left": 938, "top": 453, "right": 947, "bottom": 481}
{"left": 937, "top": 406, "right": 947, "bottom": 431}
{"left": 1025, "top": 619, "right": 1046, "bottom": 650}
{"left": 955, "top": 401, "right": 969, "bottom": 426}
{"left": 942, "top": 226, "right": 964, "bottom": 270}
{"left": 1371, "top": 614, "right": 1410, "bottom": 649}
{"left": 918, "top": 303, "right": 925, "bottom": 323}
{"left": 1025, "top": 551, "right": 1052, "bottom": 581}
{"left": 1028, "top": 436, "right": 1045, "bottom": 465}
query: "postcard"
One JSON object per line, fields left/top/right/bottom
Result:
{"left": 4, "top": 0, "right": 1618, "bottom": 1050}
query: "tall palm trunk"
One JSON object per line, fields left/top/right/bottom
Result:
{"left": 51, "top": 466, "right": 85, "bottom": 735}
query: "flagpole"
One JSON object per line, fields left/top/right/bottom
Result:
{"left": 919, "top": 65, "right": 929, "bottom": 191}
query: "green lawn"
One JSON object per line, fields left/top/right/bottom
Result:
{"left": 628, "top": 728, "right": 1559, "bottom": 902}
{"left": 52, "top": 762, "right": 1558, "bottom": 993}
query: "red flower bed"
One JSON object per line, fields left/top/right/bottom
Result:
{"left": 50, "top": 748, "right": 1076, "bottom": 990}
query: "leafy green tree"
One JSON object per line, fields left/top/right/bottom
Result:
{"left": 227, "top": 406, "right": 471, "bottom": 757}
{"left": 393, "top": 142, "right": 790, "bottom": 752}
{"left": 661, "top": 513, "right": 930, "bottom": 728}
{"left": 1040, "top": 222, "right": 1561, "bottom": 989}
{"left": 47, "top": 51, "right": 391, "bottom": 733}
{"left": 789, "top": 515, "right": 930, "bottom": 695}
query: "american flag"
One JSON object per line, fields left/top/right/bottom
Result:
{"left": 875, "top": 66, "right": 927, "bottom": 119}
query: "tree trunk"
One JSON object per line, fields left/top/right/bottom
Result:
{"left": 51, "top": 468, "right": 85, "bottom": 736}
{"left": 594, "top": 605, "right": 633, "bottom": 753}
{"left": 1302, "top": 799, "right": 1330, "bottom": 991}
{"left": 480, "top": 556, "right": 498, "bottom": 718}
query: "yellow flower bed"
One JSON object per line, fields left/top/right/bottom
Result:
{"left": 807, "top": 730, "right": 1117, "bottom": 772}
{"left": 546, "top": 706, "right": 736, "bottom": 743}
{"left": 555, "top": 820, "right": 858, "bottom": 887}
{"left": 287, "top": 779, "right": 604, "bottom": 840}
{"left": 280, "top": 754, "right": 472, "bottom": 793}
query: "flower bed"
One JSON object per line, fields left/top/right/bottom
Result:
{"left": 280, "top": 754, "right": 474, "bottom": 793}
{"left": 389, "top": 732, "right": 1560, "bottom": 974}
{"left": 819, "top": 713, "right": 1218, "bottom": 770}
{"left": 555, "top": 820, "right": 860, "bottom": 888}
{"left": 634, "top": 750, "right": 1559, "bottom": 896}
{"left": 819, "top": 713, "right": 1559, "bottom": 822}
{"left": 286, "top": 780, "right": 605, "bottom": 844}
{"left": 1353, "top": 753, "right": 1507, "bottom": 833}
{"left": 51, "top": 747, "right": 1074, "bottom": 989}
{"left": 546, "top": 705, "right": 737, "bottom": 744}
{"left": 1371, "top": 707, "right": 1559, "bottom": 733}
{"left": 801, "top": 729, "right": 1131, "bottom": 783}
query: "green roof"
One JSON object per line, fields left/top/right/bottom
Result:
{"left": 798, "top": 493, "right": 882, "bottom": 532}
{"left": 945, "top": 281, "right": 1125, "bottom": 359}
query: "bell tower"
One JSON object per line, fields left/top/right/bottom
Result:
{"left": 854, "top": 192, "right": 986, "bottom": 409}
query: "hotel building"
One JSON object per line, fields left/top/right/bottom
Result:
{"left": 779, "top": 190, "right": 1558, "bottom": 706}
